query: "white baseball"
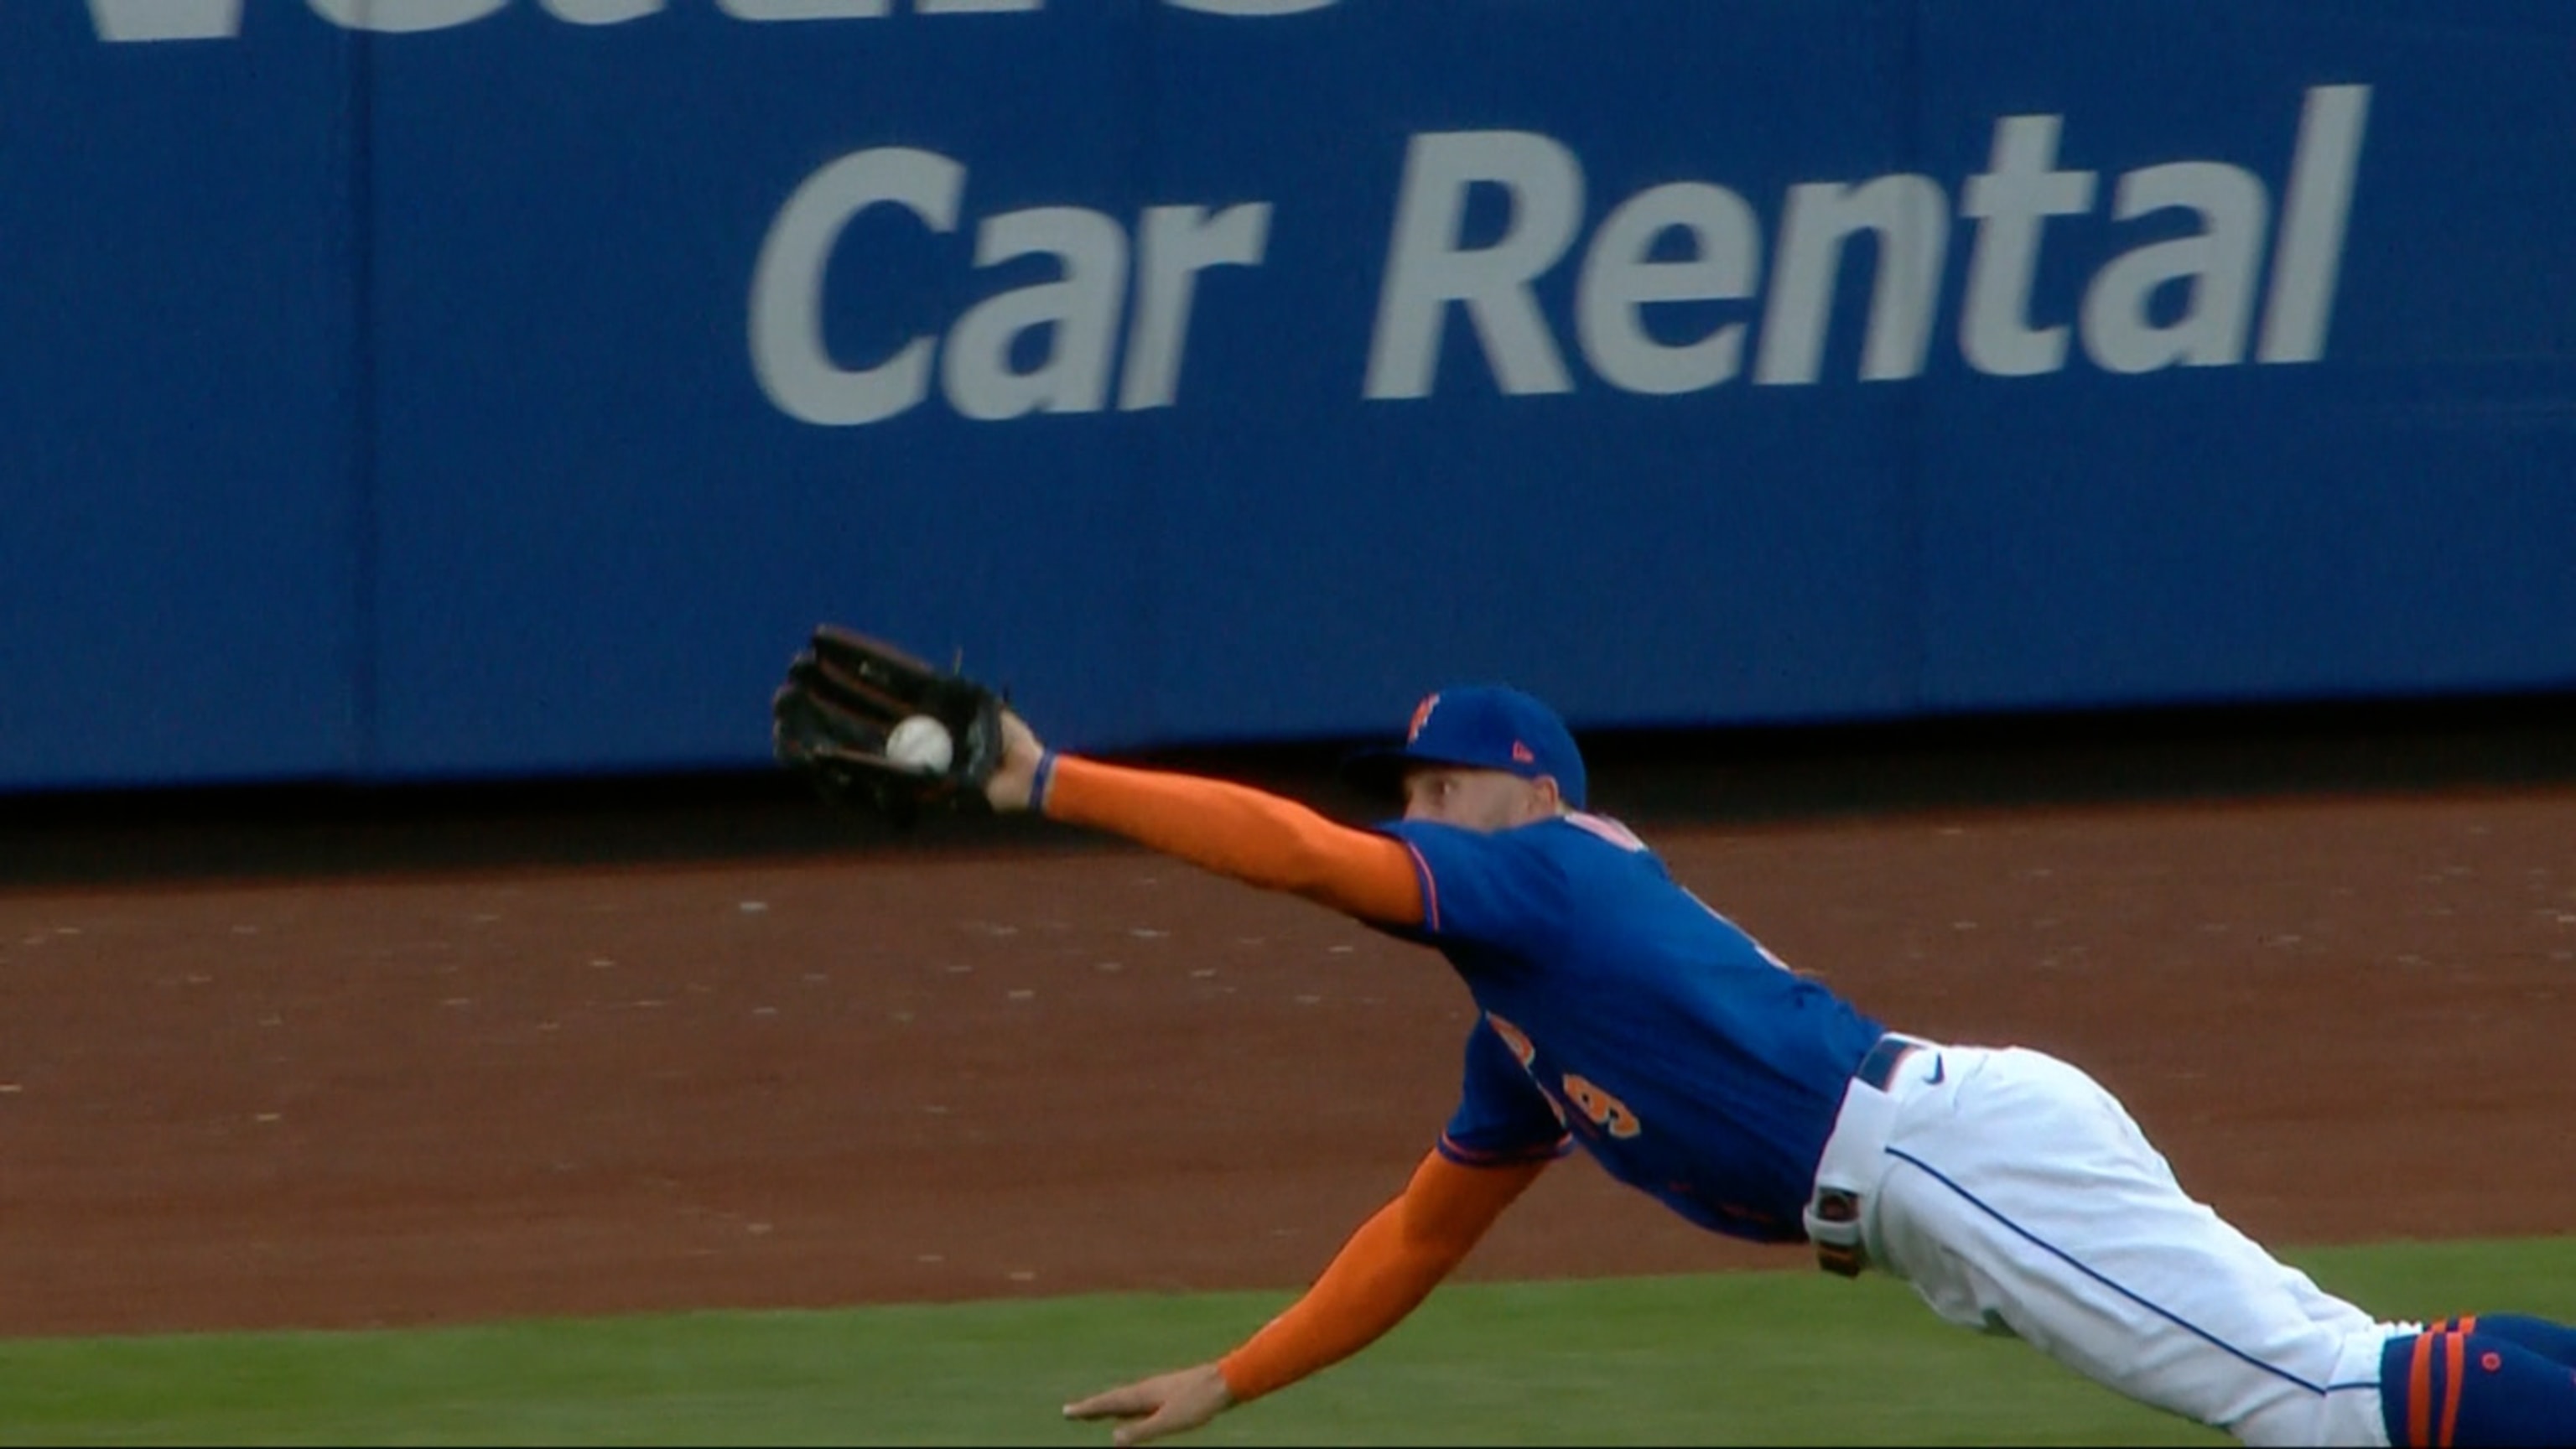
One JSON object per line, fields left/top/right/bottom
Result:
{"left": 885, "top": 714, "right": 954, "bottom": 774}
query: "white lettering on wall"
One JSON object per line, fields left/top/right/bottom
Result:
{"left": 1574, "top": 182, "right": 1761, "bottom": 396}
{"left": 749, "top": 148, "right": 1272, "bottom": 424}
{"left": 86, "top": 0, "right": 241, "bottom": 40}
{"left": 1365, "top": 130, "right": 1585, "bottom": 400}
{"left": 2080, "top": 162, "right": 2267, "bottom": 373}
{"left": 941, "top": 206, "right": 1130, "bottom": 421}
{"left": 1162, "top": 0, "right": 1337, "bottom": 13}
{"left": 716, "top": 1, "right": 891, "bottom": 18}
{"left": 77, "top": 0, "right": 2374, "bottom": 429}
{"left": 750, "top": 147, "right": 963, "bottom": 427}
{"left": 2258, "top": 83, "right": 2370, "bottom": 365}
{"left": 1958, "top": 115, "right": 2097, "bottom": 378}
{"left": 303, "top": 0, "right": 509, "bottom": 32}
{"left": 547, "top": 0, "right": 662, "bottom": 23}
{"left": 1120, "top": 204, "right": 1275, "bottom": 411}
{"left": 1359, "top": 86, "right": 2366, "bottom": 408}
{"left": 1756, "top": 174, "right": 1948, "bottom": 385}
{"left": 93, "top": 0, "right": 1327, "bottom": 39}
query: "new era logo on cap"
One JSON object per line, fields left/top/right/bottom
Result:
{"left": 1345, "top": 684, "right": 1588, "bottom": 809}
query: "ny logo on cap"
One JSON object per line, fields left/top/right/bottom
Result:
{"left": 1407, "top": 693, "right": 1441, "bottom": 743}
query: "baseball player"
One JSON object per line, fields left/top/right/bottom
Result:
{"left": 770, "top": 642, "right": 2576, "bottom": 1447}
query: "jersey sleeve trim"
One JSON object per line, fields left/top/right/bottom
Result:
{"left": 1028, "top": 748, "right": 1062, "bottom": 813}
{"left": 1436, "top": 1130, "right": 1574, "bottom": 1166}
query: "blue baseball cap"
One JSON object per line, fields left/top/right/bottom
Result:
{"left": 1342, "top": 685, "right": 1587, "bottom": 810}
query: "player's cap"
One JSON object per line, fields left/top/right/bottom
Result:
{"left": 1342, "top": 685, "right": 1587, "bottom": 809}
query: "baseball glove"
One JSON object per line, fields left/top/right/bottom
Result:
{"left": 770, "top": 625, "right": 1008, "bottom": 824}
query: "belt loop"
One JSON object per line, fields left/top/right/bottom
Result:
{"left": 1810, "top": 1188, "right": 1866, "bottom": 1277}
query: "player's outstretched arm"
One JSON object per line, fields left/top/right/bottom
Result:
{"left": 1062, "top": 1150, "right": 1548, "bottom": 1446}
{"left": 984, "top": 709, "right": 1424, "bottom": 926}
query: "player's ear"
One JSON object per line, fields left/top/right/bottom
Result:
{"left": 1529, "top": 774, "right": 1566, "bottom": 820}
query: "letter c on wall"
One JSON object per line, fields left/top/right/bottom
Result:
{"left": 749, "top": 148, "right": 965, "bottom": 427}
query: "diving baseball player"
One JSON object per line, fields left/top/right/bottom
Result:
{"left": 768, "top": 636, "right": 2576, "bottom": 1447}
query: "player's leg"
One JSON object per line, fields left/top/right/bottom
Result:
{"left": 1866, "top": 1046, "right": 2397, "bottom": 1446}
{"left": 2378, "top": 1322, "right": 2576, "bottom": 1446}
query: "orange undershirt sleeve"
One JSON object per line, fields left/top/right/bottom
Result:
{"left": 1036, "top": 755, "right": 1488, "bottom": 1400}
{"left": 1216, "top": 1150, "right": 1549, "bottom": 1404}
{"left": 1037, "top": 754, "right": 1425, "bottom": 927}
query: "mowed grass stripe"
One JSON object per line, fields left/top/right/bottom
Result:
{"left": 5, "top": 1237, "right": 2573, "bottom": 1446}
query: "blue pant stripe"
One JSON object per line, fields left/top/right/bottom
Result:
{"left": 1883, "top": 1147, "right": 2329, "bottom": 1396}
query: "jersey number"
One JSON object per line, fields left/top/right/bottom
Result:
{"left": 1490, "top": 1013, "right": 1644, "bottom": 1140}
{"left": 1561, "top": 1073, "right": 1643, "bottom": 1139}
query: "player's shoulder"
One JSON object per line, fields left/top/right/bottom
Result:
{"left": 1547, "top": 810, "right": 1652, "bottom": 854}
{"left": 1377, "top": 813, "right": 1659, "bottom": 866}
{"left": 1494, "top": 812, "right": 1666, "bottom": 876}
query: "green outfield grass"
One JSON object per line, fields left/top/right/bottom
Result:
{"left": 4, "top": 1237, "right": 2572, "bottom": 1447}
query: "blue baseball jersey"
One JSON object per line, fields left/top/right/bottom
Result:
{"left": 1378, "top": 810, "right": 1888, "bottom": 1244}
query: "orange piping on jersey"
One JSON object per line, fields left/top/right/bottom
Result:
{"left": 2407, "top": 1329, "right": 2433, "bottom": 1447}
{"left": 1407, "top": 839, "right": 1441, "bottom": 931}
{"left": 1041, "top": 756, "right": 1424, "bottom": 926}
{"left": 2440, "top": 1328, "right": 2466, "bottom": 1446}
{"left": 1215, "top": 1149, "right": 1545, "bottom": 1405}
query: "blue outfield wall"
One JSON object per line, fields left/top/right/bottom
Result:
{"left": 4, "top": 1, "right": 2573, "bottom": 789}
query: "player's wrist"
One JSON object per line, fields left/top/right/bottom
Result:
{"left": 1212, "top": 1350, "right": 1262, "bottom": 1405}
{"left": 1028, "top": 749, "right": 1062, "bottom": 814}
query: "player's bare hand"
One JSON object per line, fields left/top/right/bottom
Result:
{"left": 1062, "top": 1363, "right": 1234, "bottom": 1447}
{"left": 982, "top": 709, "right": 1046, "bottom": 813}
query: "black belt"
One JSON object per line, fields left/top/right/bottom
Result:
{"left": 1855, "top": 1033, "right": 1920, "bottom": 1092}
